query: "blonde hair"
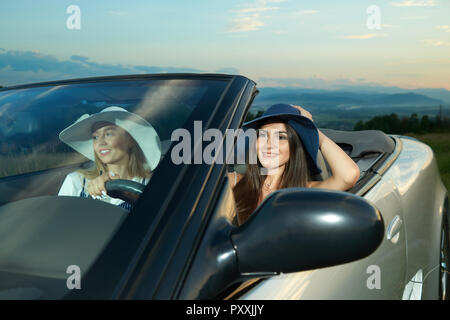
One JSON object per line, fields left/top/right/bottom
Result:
{"left": 77, "top": 128, "right": 152, "bottom": 181}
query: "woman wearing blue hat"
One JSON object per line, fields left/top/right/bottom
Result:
{"left": 229, "top": 103, "right": 360, "bottom": 225}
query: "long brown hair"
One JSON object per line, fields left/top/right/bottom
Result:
{"left": 232, "top": 118, "right": 311, "bottom": 225}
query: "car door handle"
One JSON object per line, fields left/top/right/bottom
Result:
{"left": 387, "top": 215, "right": 402, "bottom": 244}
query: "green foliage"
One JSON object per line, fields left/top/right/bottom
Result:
{"left": 405, "top": 132, "right": 450, "bottom": 192}
{"left": 354, "top": 113, "right": 450, "bottom": 134}
{"left": 245, "top": 110, "right": 264, "bottom": 122}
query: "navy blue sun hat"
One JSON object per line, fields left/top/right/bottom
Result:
{"left": 242, "top": 103, "right": 322, "bottom": 175}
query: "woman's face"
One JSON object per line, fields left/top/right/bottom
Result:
{"left": 92, "top": 122, "right": 133, "bottom": 166}
{"left": 256, "top": 122, "right": 290, "bottom": 170}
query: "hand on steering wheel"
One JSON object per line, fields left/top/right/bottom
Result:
{"left": 105, "top": 179, "right": 145, "bottom": 204}
{"left": 87, "top": 170, "right": 121, "bottom": 199}
{"left": 87, "top": 170, "right": 145, "bottom": 204}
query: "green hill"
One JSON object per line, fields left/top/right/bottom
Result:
{"left": 404, "top": 132, "right": 450, "bottom": 192}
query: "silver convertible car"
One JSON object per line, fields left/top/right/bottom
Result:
{"left": 0, "top": 74, "right": 448, "bottom": 300}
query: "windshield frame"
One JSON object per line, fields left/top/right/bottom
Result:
{"left": 0, "top": 73, "right": 235, "bottom": 91}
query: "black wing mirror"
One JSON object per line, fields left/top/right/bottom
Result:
{"left": 231, "top": 188, "right": 384, "bottom": 275}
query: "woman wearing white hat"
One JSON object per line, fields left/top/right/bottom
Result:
{"left": 58, "top": 106, "right": 161, "bottom": 211}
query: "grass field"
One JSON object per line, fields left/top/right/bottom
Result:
{"left": 0, "top": 152, "right": 87, "bottom": 178}
{"left": 403, "top": 132, "right": 450, "bottom": 193}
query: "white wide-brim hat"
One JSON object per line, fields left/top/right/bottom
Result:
{"left": 59, "top": 106, "right": 161, "bottom": 171}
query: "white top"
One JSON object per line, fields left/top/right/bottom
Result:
{"left": 58, "top": 171, "right": 149, "bottom": 207}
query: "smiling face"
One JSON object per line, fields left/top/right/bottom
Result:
{"left": 91, "top": 122, "right": 133, "bottom": 167}
{"left": 256, "top": 121, "right": 290, "bottom": 171}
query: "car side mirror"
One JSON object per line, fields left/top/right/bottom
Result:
{"left": 230, "top": 188, "right": 384, "bottom": 275}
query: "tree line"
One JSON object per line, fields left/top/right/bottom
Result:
{"left": 246, "top": 108, "right": 450, "bottom": 134}
{"left": 354, "top": 113, "right": 450, "bottom": 134}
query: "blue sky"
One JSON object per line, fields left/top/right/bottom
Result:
{"left": 0, "top": 0, "right": 449, "bottom": 89}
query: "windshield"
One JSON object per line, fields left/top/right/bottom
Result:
{"left": 0, "top": 77, "right": 230, "bottom": 299}
{"left": 0, "top": 79, "right": 227, "bottom": 179}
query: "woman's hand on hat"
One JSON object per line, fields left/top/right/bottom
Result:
{"left": 87, "top": 170, "right": 121, "bottom": 200}
{"left": 292, "top": 104, "right": 323, "bottom": 147}
{"left": 292, "top": 105, "right": 313, "bottom": 122}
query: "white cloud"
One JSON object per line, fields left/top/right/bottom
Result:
{"left": 229, "top": 14, "right": 265, "bottom": 32}
{"left": 343, "top": 33, "right": 387, "bottom": 39}
{"left": 437, "top": 25, "right": 450, "bottom": 33}
{"left": 228, "top": 0, "right": 283, "bottom": 33}
{"left": 400, "top": 16, "right": 429, "bottom": 20}
{"left": 423, "top": 39, "right": 450, "bottom": 46}
{"left": 381, "top": 24, "right": 400, "bottom": 28}
{"left": 296, "top": 10, "right": 320, "bottom": 15}
{"left": 233, "top": 6, "right": 278, "bottom": 14}
{"left": 391, "top": 0, "right": 438, "bottom": 7}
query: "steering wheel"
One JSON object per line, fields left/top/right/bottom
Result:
{"left": 104, "top": 179, "right": 145, "bottom": 204}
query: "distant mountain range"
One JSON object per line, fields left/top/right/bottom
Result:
{"left": 252, "top": 87, "right": 448, "bottom": 111}
{"left": 331, "top": 85, "right": 450, "bottom": 104}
